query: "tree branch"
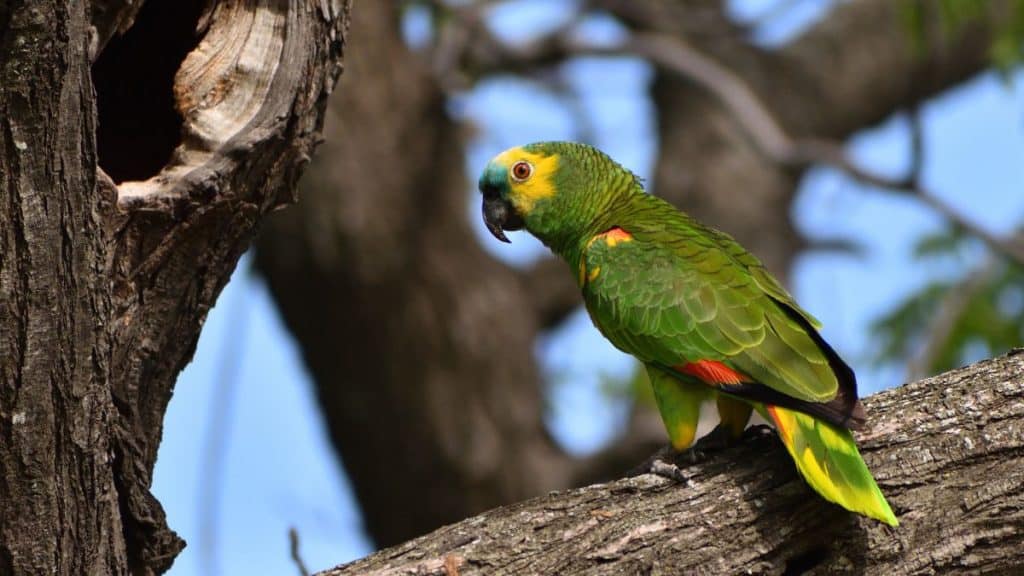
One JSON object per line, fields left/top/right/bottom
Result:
{"left": 322, "top": 350, "right": 1024, "bottom": 575}
{"left": 290, "top": 527, "right": 311, "bottom": 576}
{"left": 786, "top": 140, "right": 1024, "bottom": 266}
{"left": 429, "top": 1, "right": 1024, "bottom": 268}
{"left": 569, "top": 32, "right": 1024, "bottom": 267}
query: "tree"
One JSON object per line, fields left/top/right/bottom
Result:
{"left": 0, "top": 1, "right": 350, "bottom": 574}
{"left": 323, "top": 350, "right": 1024, "bottom": 575}
{"left": 255, "top": 0, "right": 1024, "bottom": 550}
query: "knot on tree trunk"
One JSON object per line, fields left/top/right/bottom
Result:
{"left": 94, "top": 0, "right": 348, "bottom": 211}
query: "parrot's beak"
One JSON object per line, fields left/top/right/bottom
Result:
{"left": 480, "top": 190, "right": 524, "bottom": 244}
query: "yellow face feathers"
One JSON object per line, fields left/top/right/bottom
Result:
{"left": 493, "top": 147, "right": 560, "bottom": 213}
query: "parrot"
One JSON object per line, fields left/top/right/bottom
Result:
{"left": 477, "top": 141, "right": 898, "bottom": 526}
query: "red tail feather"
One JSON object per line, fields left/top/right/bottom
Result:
{"left": 674, "top": 360, "right": 747, "bottom": 385}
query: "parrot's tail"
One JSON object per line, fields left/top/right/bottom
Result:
{"left": 764, "top": 404, "right": 898, "bottom": 526}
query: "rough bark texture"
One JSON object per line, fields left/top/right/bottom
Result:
{"left": 0, "top": 3, "right": 120, "bottom": 574}
{"left": 323, "top": 350, "right": 1024, "bottom": 576}
{"left": 256, "top": 0, "right": 1012, "bottom": 551}
{"left": 0, "top": 1, "right": 350, "bottom": 574}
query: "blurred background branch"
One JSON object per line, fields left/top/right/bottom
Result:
{"left": 432, "top": 0, "right": 1024, "bottom": 266}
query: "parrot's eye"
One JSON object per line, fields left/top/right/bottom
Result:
{"left": 511, "top": 161, "right": 533, "bottom": 182}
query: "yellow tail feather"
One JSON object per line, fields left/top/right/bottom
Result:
{"left": 764, "top": 405, "right": 898, "bottom": 526}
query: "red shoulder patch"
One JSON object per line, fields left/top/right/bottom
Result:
{"left": 600, "top": 226, "right": 632, "bottom": 244}
{"left": 588, "top": 226, "right": 633, "bottom": 248}
{"left": 673, "top": 360, "right": 747, "bottom": 386}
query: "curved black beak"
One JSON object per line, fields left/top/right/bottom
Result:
{"left": 481, "top": 188, "right": 524, "bottom": 244}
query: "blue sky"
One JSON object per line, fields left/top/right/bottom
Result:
{"left": 153, "top": 2, "right": 1024, "bottom": 574}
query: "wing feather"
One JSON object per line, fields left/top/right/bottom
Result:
{"left": 582, "top": 207, "right": 853, "bottom": 419}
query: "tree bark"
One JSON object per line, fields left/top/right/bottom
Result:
{"left": 322, "top": 350, "right": 1024, "bottom": 576}
{"left": 0, "top": 1, "right": 350, "bottom": 574}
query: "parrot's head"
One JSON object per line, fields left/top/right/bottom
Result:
{"left": 478, "top": 141, "right": 639, "bottom": 249}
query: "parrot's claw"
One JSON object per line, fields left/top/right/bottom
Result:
{"left": 630, "top": 424, "right": 759, "bottom": 482}
{"left": 629, "top": 445, "right": 692, "bottom": 484}
{"left": 743, "top": 423, "right": 774, "bottom": 440}
{"left": 649, "top": 459, "right": 689, "bottom": 484}
{"left": 627, "top": 444, "right": 676, "bottom": 477}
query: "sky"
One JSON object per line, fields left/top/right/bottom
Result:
{"left": 153, "top": 2, "right": 1024, "bottom": 574}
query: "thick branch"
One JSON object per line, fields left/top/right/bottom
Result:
{"left": 324, "top": 350, "right": 1024, "bottom": 575}
{"left": 774, "top": 0, "right": 1012, "bottom": 138}
{"left": 576, "top": 32, "right": 1024, "bottom": 266}
{"left": 255, "top": 1, "right": 580, "bottom": 548}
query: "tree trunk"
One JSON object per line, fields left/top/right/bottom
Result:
{"left": 323, "top": 350, "right": 1024, "bottom": 576}
{"left": 0, "top": 1, "right": 350, "bottom": 574}
{"left": 254, "top": 0, "right": 620, "bottom": 549}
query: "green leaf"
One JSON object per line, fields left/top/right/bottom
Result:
{"left": 913, "top": 227, "right": 968, "bottom": 259}
{"left": 871, "top": 261, "right": 1024, "bottom": 376}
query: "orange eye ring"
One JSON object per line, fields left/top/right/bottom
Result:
{"left": 511, "top": 161, "right": 533, "bottom": 182}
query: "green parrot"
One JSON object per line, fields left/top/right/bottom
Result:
{"left": 478, "top": 141, "right": 897, "bottom": 526}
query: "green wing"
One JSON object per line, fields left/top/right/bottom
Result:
{"left": 582, "top": 204, "right": 838, "bottom": 405}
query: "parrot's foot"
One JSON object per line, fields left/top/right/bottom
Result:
{"left": 649, "top": 459, "right": 689, "bottom": 484}
{"left": 689, "top": 423, "right": 738, "bottom": 455}
{"left": 681, "top": 425, "right": 774, "bottom": 462}
{"left": 673, "top": 423, "right": 754, "bottom": 464}
{"left": 629, "top": 424, "right": 766, "bottom": 483}
{"left": 627, "top": 445, "right": 687, "bottom": 483}
{"left": 630, "top": 422, "right": 777, "bottom": 485}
